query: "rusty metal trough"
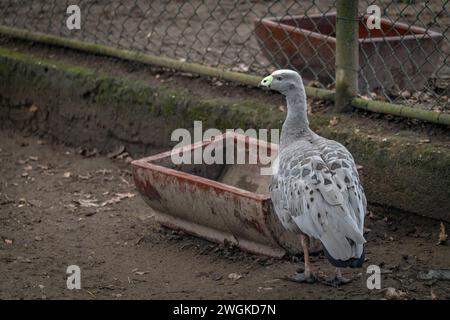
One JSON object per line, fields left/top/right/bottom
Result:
{"left": 131, "top": 132, "right": 309, "bottom": 258}
{"left": 254, "top": 12, "right": 444, "bottom": 93}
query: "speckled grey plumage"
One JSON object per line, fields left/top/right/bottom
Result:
{"left": 268, "top": 70, "right": 366, "bottom": 262}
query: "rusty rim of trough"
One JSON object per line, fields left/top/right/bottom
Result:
{"left": 131, "top": 132, "right": 278, "bottom": 202}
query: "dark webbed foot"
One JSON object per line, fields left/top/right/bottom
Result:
{"left": 284, "top": 272, "right": 317, "bottom": 284}
{"left": 324, "top": 274, "right": 352, "bottom": 287}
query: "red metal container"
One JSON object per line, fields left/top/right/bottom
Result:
{"left": 254, "top": 12, "right": 443, "bottom": 93}
{"left": 131, "top": 132, "right": 317, "bottom": 257}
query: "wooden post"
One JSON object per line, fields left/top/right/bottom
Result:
{"left": 335, "top": 0, "right": 359, "bottom": 112}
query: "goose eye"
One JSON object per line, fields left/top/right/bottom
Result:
{"left": 276, "top": 76, "right": 282, "bottom": 81}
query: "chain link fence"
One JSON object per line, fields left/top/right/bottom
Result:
{"left": 0, "top": 0, "right": 448, "bottom": 112}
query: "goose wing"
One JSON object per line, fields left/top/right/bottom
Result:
{"left": 270, "top": 139, "right": 366, "bottom": 261}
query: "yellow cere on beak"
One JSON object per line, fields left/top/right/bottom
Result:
{"left": 260, "top": 75, "right": 273, "bottom": 87}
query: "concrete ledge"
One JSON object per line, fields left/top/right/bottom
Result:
{"left": 0, "top": 47, "right": 449, "bottom": 221}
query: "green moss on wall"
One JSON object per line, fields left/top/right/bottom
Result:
{"left": 0, "top": 47, "right": 449, "bottom": 221}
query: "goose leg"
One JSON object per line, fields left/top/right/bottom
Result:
{"left": 286, "top": 234, "right": 316, "bottom": 283}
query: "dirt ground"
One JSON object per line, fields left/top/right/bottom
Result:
{"left": 1, "top": 129, "right": 449, "bottom": 300}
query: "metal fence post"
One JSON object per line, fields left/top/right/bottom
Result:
{"left": 335, "top": 0, "right": 359, "bottom": 113}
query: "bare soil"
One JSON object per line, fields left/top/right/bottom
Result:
{"left": 1, "top": 129, "right": 449, "bottom": 300}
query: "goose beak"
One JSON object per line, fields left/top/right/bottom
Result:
{"left": 259, "top": 75, "right": 273, "bottom": 89}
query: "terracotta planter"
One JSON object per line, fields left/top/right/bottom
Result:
{"left": 254, "top": 12, "right": 443, "bottom": 93}
{"left": 131, "top": 132, "right": 316, "bottom": 257}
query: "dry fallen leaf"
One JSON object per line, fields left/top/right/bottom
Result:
{"left": 78, "top": 174, "right": 91, "bottom": 180}
{"left": 399, "top": 90, "right": 411, "bottom": 99}
{"left": 437, "top": 222, "right": 448, "bottom": 245}
{"left": 116, "top": 152, "right": 129, "bottom": 160}
{"left": 107, "top": 145, "right": 126, "bottom": 159}
{"left": 4, "top": 239, "right": 13, "bottom": 245}
{"left": 227, "top": 272, "right": 242, "bottom": 281}
{"left": 101, "top": 193, "right": 135, "bottom": 207}
{"left": 96, "top": 169, "right": 112, "bottom": 175}
{"left": 232, "top": 63, "right": 249, "bottom": 72}
{"left": 29, "top": 104, "right": 38, "bottom": 113}
{"left": 74, "top": 199, "right": 99, "bottom": 208}
{"left": 328, "top": 116, "right": 338, "bottom": 127}
{"left": 120, "top": 177, "right": 131, "bottom": 186}
{"left": 63, "top": 172, "right": 72, "bottom": 178}
{"left": 257, "top": 286, "right": 273, "bottom": 292}
{"left": 431, "top": 290, "right": 437, "bottom": 300}
{"left": 384, "top": 287, "right": 406, "bottom": 300}
{"left": 360, "top": 94, "right": 372, "bottom": 101}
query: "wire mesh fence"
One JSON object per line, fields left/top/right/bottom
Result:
{"left": 0, "top": 0, "right": 448, "bottom": 112}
